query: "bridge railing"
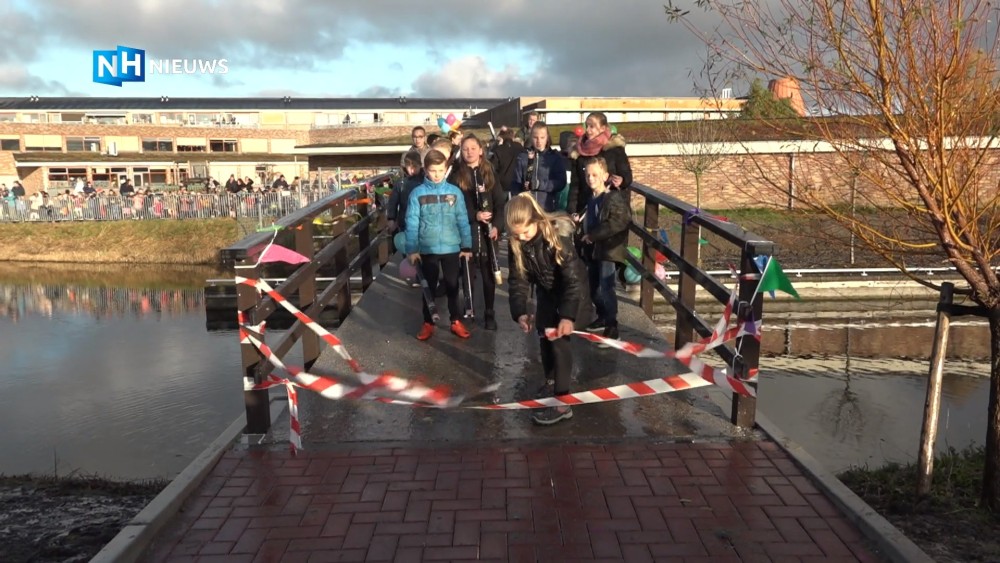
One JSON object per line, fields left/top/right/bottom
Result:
{"left": 628, "top": 182, "right": 776, "bottom": 428}
{"left": 221, "top": 172, "right": 395, "bottom": 433}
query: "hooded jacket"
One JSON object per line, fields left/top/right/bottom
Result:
{"left": 404, "top": 178, "right": 472, "bottom": 256}
{"left": 508, "top": 216, "right": 593, "bottom": 328}
{"left": 583, "top": 188, "right": 631, "bottom": 264}
{"left": 511, "top": 147, "right": 568, "bottom": 212}
{"left": 567, "top": 133, "right": 632, "bottom": 216}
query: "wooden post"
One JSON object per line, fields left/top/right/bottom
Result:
{"left": 674, "top": 220, "right": 699, "bottom": 350}
{"left": 732, "top": 247, "right": 762, "bottom": 428}
{"left": 640, "top": 199, "right": 659, "bottom": 317}
{"left": 295, "top": 220, "right": 319, "bottom": 371}
{"left": 236, "top": 258, "right": 270, "bottom": 434}
{"left": 357, "top": 197, "right": 374, "bottom": 291}
{"left": 918, "top": 282, "right": 954, "bottom": 496}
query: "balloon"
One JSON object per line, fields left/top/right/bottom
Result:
{"left": 393, "top": 231, "right": 406, "bottom": 252}
{"left": 626, "top": 246, "right": 642, "bottom": 259}
{"left": 451, "top": 120, "right": 462, "bottom": 130}
{"left": 446, "top": 113, "right": 457, "bottom": 125}
{"left": 624, "top": 265, "right": 641, "bottom": 285}
{"left": 400, "top": 259, "right": 417, "bottom": 279}
{"left": 573, "top": 126, "right": 584, "bottom": 137}
{"left": 610, "top": 125, "right": 618, "bottom": 135}
{"left": 654, "top": 263, "right": 666, "bottom": 281}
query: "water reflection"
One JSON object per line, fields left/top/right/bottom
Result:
{"left": 0, "top": 264, "right": 243, "bottom": 480}
{"left": 0, "top": 284, "right": 203, "bottom": 322}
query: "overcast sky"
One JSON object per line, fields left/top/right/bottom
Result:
{"left": 0, "top": 0, "right": 724, "bottom": 98}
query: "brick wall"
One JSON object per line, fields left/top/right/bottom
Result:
{"left": 630, "top": 150, "right": 1000, "bottom": 209}
{"left": 308, "top": 126, "right": 412, "bottom": 145}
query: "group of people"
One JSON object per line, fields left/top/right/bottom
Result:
{"left": 384, "top": 111, "right": 633, "bottom": 426}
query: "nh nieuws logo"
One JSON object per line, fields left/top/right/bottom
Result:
{"left": 93, "top": 45, "right": 229, "bottom": 87}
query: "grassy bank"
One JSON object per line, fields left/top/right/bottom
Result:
{"left": 0, "top": 220, "right": 239, "bottom": 265}
{"left": 840, "top": 446, "right": 1000, "bottom": 562}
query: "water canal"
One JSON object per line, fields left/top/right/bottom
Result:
{"left": 0, "top": 263, "right": 991, "bottom": 479}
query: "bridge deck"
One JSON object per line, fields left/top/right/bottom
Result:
{"left": 140, "top": 253, "right": 886, "bottom": 562}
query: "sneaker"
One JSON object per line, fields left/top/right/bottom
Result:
{"left": 585, "top": 319, "right": 606, "bottom": 332}
{"left": 532, "top": 406, "right": 573, "bottom": 425}
{"left": 535, "top": 379, "right": 554, "bottom": 399}
{"left": 450, "top": 320, "right": 471, "bottom": 339}
{"left": 416, "top": 323, "right": 435, "bottom": 341}
{"left": 484, "top": 310, "right": 497, "bottom": 331}
{"left": 408, "top": 279, "right": 421, "bottom": 288}
{"left": 602, "top": 324, "right": 619, "bottom": 340}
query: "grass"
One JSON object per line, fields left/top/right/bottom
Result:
{"left": 0, "top": 219, "right": 240, "bottom": 264}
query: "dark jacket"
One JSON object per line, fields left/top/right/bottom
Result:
{"left": 490, "top": 139, "right": 523, "bottom": 194}
{"left": 449, "top": 162, "right": 506, "bottom": 255}
{"left": 567, "top": 134, "right": 632, "bottom": 216}
{"left": 386, "top": 171, "right": 424, "bottom": 232}
{"left": 583, "top": 188, "right": 631, "bottom": 264}
{"left": 511, "top": 147, "right": 567, "bottom": 212}
{"left": 508, "top": 217, "right": 592, "bottom": 328}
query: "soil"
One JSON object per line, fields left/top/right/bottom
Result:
{"left": 0, "top": 476, "right": 164, "bottom": 563}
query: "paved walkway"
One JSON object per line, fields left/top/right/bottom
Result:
{"left": 142, "top": 439, "right": 881, "bottom": 562}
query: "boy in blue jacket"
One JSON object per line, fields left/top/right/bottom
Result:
{"left": 405, "top": 149, "right": 474, "bottom": 340}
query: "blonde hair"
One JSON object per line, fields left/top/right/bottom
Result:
{"left": 505, "top": 193, "right": 569, "bottom": 275}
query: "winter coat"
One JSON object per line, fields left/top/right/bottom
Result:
{"left": 511, "top": 148, "right": 567, "bottom": 212}
{"left": 508, "top": 217, "right": 593, "bottom": 328}
{"left": 404, "top": 178, "right": 472, "bottom": 256}
{"left": 583, "top": 188, "right": 631, "bottom": 264}
{"left": 449, "top": 162, "right": 506, "bottom": 255}
{"left": 567, "top": 134, "right": 633, "bottom": 216}
{"left": 386, "top": 171, "right": 424, "bottom": 232}
{"left": 490, "top": 139, "right": 523, "bottom": 194}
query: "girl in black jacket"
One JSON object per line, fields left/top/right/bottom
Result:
{"left": 567, "top": 111, "right": 633, "bottom": 217}
{"left": 451, "top": 134, "right": 506, "bottom": 330}
{"left": 506, "top": 193, "right": 594, "bottom": 426}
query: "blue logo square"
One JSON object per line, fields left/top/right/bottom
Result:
{"left": 93, "top": 46, "right": 145, "bottom": 86}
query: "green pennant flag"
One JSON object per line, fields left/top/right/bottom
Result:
{"left": 759, "top": 257, "right": 800, "bottom": 299}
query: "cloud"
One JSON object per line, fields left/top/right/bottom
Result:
{"left": 210, "top": 74, "right": 244, "bottom": 89}
{"left": 355, "top": 85, "right": 402, "bottom": 97}
{"left": 0, "top": 63, "right": 78, "bottom": 95}
{"left": 1, "top": 0, "right": 734, "bottom": 97}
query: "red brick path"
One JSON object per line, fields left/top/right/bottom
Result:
{"left": 143, "top": 440, "right": 882, "bottom": 562}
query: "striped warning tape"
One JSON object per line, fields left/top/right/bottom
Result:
{"left": 236, "top": 276, "right": 757, "bottom": 450}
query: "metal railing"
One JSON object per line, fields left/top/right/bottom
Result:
{"left": 0, "top": 188, "right": 378, "bottom": 223}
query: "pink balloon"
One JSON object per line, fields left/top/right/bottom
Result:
{"left": 400, "top": 259, "right": 418, "bottom": 279}
{"left": 446, "top": 113, "right": 457, "bottom": 125}
{"left": 574, "top": 126, "right": 584, "bottom": 137}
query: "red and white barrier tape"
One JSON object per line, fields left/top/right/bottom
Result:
{"left": 235, "top": 276, "right": 760, "bottom": 451}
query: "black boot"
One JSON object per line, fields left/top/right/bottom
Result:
{"left": 484, "top": 309, "right": 497, "bottom": 330}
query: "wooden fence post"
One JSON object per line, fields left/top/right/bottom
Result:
{"left": 675, "top": 220, "right": 699, "bottom": 350}
{"left": 357, "top": 198, "right": 374, "bottom": 291}
{"left": 640, "top": 199, "right": 659, "bottom": 317}
{"left": 732, "top": 247, "right": 763, "bottom": 428}
{"left": 295, "top": 220, "right": 319, "bottom": 371}
{"left": 236, "top": 258, "right": 270, "bottom": 434}
{"left": 918, "top": 282, "right": 954, "bottom": 496}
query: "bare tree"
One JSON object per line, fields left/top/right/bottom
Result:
{"left": 660, "top": 118, "right": 729, "bottom": 265}
{"left": 665, "top": 0, "right": 1000, "bottom": 508}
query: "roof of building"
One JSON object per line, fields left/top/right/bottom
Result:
{"left": 0, "top": 97, "right": 511, "bottom": 112}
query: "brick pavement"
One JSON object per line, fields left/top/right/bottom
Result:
{"left": 142, "top": 439, "right": 882, "bottom": 563}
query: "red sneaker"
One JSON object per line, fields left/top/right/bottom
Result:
{"left": 450, "top": 320, "right": 471, "bottom": 339}
{"left": 416, "top": 323, "right": 435, "bottom": 341}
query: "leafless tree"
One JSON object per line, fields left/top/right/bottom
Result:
{"left": 666, "top": 0, "right": 1000, "bottom": 508}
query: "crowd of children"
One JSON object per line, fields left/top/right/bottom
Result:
{"left": 386, "top": 112, "right": 633, "bottom": 425}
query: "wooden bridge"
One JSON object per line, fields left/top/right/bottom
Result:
{"left": 122, "top": 175, "right": 922, "bottom": 562}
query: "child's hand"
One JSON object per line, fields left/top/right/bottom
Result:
{"left": 387, "top": 220, "right": 396, "bottom": 232}
{"left": 609, "top": 174, "right": 623, "bottom": 188}
{"left": 459, "top": 250, "right": 473, "bottom": 261}
{"left": 517, "top": 314, "right": 534, "bottom": 333}
{"left": 477, "top": 211, "right": 492, "bottom": 223}
{"left": 489, "top": 226, "right": 498, "bottom": 240}
{"left": 550, "top": 319, "right": 574, "bottom": 339}
{"left": 408, "top": 253, "right": 421, "bottom": 264}
{"left": 581, "top": 235, "right": 592, "bottom": 244}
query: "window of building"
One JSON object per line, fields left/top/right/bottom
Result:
{"left": 61, "top": 113, "right": 85, "bottom": 122}
{"left": 48, "top": 167, "right": 88, "bottom": 182}
{"left": 0, "top": 113, "right": 15, "bottom": 122}
{"left": 160, "top": 112, "right": 184, "bottom": 125}
{"left": 131, "top": 113, "right": 154, "bottom": 124}
{"left": 142, "top": 138, "right": 174, "bottom": 152}
{"left": 0, "top": 139, "right": 20, "bottom": 151}
{"left": 21, "top": 113, "right": 48, "bottom": 124}
{"left": 209, "top": 139, "right": 238, "bottom": 152}
{"left": 24, "top": 145, "right": 62, "bottom": 152}
{"left": 66, "top": 136, "right": 102, "bottom": 152}
{"left": 150, "top": 169, "right": 168, "bottom": 184}
{"left": 177, "top": 144, "right": 206, "bottom": 152}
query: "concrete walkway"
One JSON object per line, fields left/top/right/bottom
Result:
{"left": 136, "top": 255, "right": 907, "bottom": 562}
